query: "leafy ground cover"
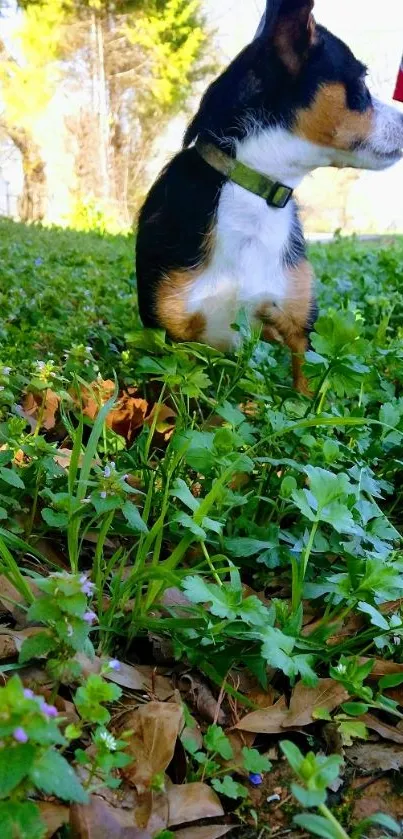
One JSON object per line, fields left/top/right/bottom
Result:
{"left": 0, "top": 217, "right": 403, "bottom": 838}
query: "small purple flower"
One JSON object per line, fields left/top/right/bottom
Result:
{"left": 249, "top": 773, "right": 263, "bottom": 786}
{"left": 13, "top": 727, "right": 28, "bottom": 743}
{"left": 23, "top": 688, "right": 35, "bottom": 699}
{"left": 103, "top": 465, "right": 111, "bottom": 478}
{"left": 35, "top": 257, "right": 43, "bottom": 267}
{"left": 40, "top": 701, "right": 58, "bottom": 718}
{"left": 80, "top": 574, "right": 95, "bottom": 596}
{"left": 108, "top": 659, "right": 120, "bottom": 671}
{"left": 100, "top": 491, "right": 107, "bottom": 499}
{"left": 83, "top": 610, "right": 98, "bottom": 625}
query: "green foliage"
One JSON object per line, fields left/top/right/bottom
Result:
{"left": 282, "top": 739, "right": 401, "bottom": 839}
{"left": 74, "top": 673, "right": 122, "bottom": 724}
{"left": 19, "top": 570, "right": 97, "bottom": 679}
{"left": 0, "top": 223, "right": 403, "bottom": 835}
{"left": 0, "top": 675, "right": 87, "bottom": 837}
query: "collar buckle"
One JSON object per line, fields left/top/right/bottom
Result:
{"left": 267, "top": 183, "right": 293, "bottom": 209}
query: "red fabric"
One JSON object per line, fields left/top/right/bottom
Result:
{"left": 394, "top": 56, "right": 403, "bottom": 102}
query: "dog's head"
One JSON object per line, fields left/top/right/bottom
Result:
{"left": 185, "top": 0, "right": 403, "bottom": 174}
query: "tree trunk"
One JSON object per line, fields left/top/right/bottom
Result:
{"left": 2, "top": 123, "right": 47, "bottom": 222}
{"left": 92, "top": 9, "right": 110, "bottom": 200}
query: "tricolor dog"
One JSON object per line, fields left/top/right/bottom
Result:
{"left": 136, "top": 0, "right": 403, "bottom": 392}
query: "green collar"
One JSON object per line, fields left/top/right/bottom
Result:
{"left": 195, "top": 141, "right": 293, "bottom": 209}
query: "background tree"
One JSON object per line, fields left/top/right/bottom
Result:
{"left": 2, "top": 0, "right": 214, "bottom": 224}
{"left": 0, "top": 1, "right": 66, "bottom": 220}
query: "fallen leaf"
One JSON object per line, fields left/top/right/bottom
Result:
{"left": 75, "top": 655, "right": 173, "bottom": 700}
{"left": 174, "top": 826, "right": 233, "bottom": 839}
{"left": 167, "top": 783, "right": 224, "bottom": 827}
{"left": 107, "top": 392, "right": 148, "bottom": 442}
{"left": 359, "top": 714, "right": 403, "bottom": 744}
{"left": 346, "top": 742, "right": 403, "bottom": 772}
{"left": 0, "top": 627, "right": 44, "bottom": 660}
{"left": 34, "top": 538, "right": 68, "bottom": 569}
{"left": 19, "top": 664, "right": 53, "bottom": 692}
{"left": 283, "top": 679, "right": 349, "bottom": 728}
{"left": 179, "top": 673, "right": 226, "bottom": 725}
{"left": 0, "top": 575, "right": 39, "bottom": 625}
{"left": 70, "top": 796, "right": 152, "bottom": 839}
{"left": 21, "top": 389, "right": 60, "bottom": 431}
{"left": 79, "top": 379, "right": 115, "bottom": 421}
{"left": 101, "top": 660, "right": 146, "bottom": 691}
{"left": 352, "top": 777, "right": 403, "bottom": 824}
{"left": 38, "top": 801, "right": 69, "bottom": 837}
{"left": 133, "top": 789, "right": 169, "bottom": 834}
{"left": 145, "top": 403, "right": 176, "bottom": 441}
{"left": 120, "top": 701, "right": 184, "bottom": 792}
{"left": 235, "top": 696, "right": 288, "bottom": 734}
{"left": 359, "top": 657, "right": 403, "bottom": 679}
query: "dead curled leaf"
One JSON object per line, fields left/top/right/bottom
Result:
{"left": 235, "top": 679, "right": 349, "bottom": 733}
{"left": 0, "top": 574, "right": 40, "bottom": 626}
{"left": 145, "top": 403, "right": 176, "bottom": 441}
{"left": 346, "top": 742, "right": 403, "bottom": 772}
{"left": 21, "top": 389, "right": 60, "bottom": 431}
{"left": 359, "top": 656, "right": 403, "bottom": 679}
{"left": 133, "top": 789, "right": 169, "bottom": 834}
{"left": 70, "top": 797, "right": 152, "bottom": 839}
{"left": 0, "top": 627, "right": 46, "bottom": 661}
{"left": 119, "top": 701, "right": 184, "bottom": 792}
{"left": 38, "top": 801, "right": 69, "bottom": 838}
{"left": 359, "top": 714, "right": 403, "bottom": 744}
{"left": 174, "top": 827, "right": 233, "bottom": 839}
{"left": 178, "top": 673, "right": 226, "bottom": 725}
{"left": 167, "top": 782, "right": 224, "bottom": 827}
{"left": 283, "top": 679, "right": 349, "bottom": 728}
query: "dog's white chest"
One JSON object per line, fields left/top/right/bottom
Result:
{"left": 186, "top": 181, "right": 293, "bottom": 349}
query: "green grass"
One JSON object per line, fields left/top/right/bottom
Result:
{"left": 1, "top": 217, "right": 403, "bottom": 836}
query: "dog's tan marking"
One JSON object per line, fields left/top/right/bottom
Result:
{"left": 155, "top": 226, "right": 215, "bottom": 342}
{"left": 295, "top": 83, "right": 373, "bottom": 150}
{"left": 156, "top": 269, "right": 206, "bottom": 342}
{"left": 256, "top": 259, "right": 314, "bottom": 394}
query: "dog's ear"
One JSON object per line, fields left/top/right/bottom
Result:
{"left": 257, "top": 0, "right": 316, "bottom": 75}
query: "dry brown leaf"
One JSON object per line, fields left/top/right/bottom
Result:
{"left": 167, "top": 783, "right": 224, "bottom": 827}
{"left": 235, "top": 696, "right": 288, "bottom": 734}
{"left": 78, "top": 655, "right": 174, "bottom": 700}
{"left": 174, "top": 828, "right": 233, "bottom": 839}
{"left": 70, "top": 796, "right": 152, "bottom": 839}
{"left": 283, "top": 679, "right": 349, "bottom": 728}
{"left": 38, "top": 802, "right": 69, "bottom": 838}
{"left": 178, "top": 673, "right": 226, "bottom": 725}
{"left": 78, "top": 379, "right": 150, "bottom": 443}
{"left": 133, "top": 789, "right": 169, "bottom": 834}
{"left": 101, "top": 660, "right": 146, "bottom": 691}
{"left": 0, "top": 576, "right": 40, "bottom": 625}
{"left": 359, "top": 713, "right": 403, "bottom": 744}
{"left": 19, "top": 664, "right": 53, "bottom": 692}
{"left": 0, "top": 627, "right": 44, "bottom": 660}
{"left": 21, "top": 389, "right": 60, "bottom": 431}
{"left": 359, "top": 657, "right": 403, "bottom": 679}
{"left": 145, "top": 403, "right": 176, "bottom": 441}
{"left": 107, "top": 393, "right": 148, "bottom": 443}
{"left": 80, "top": 379, "right": 115, "bottom": 421}
{"left": 120, "top": 701, "right": 183, "bottom": 792}
{"left": 346, "top": 742, "right": 403, "bottom": 772}
{"left": 75, "top": 654, "right": 173, "bottom": 698}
